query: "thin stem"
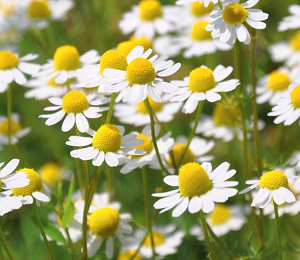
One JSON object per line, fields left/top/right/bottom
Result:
{"left": 0, "top": 226, "right": 15, "bottom": 260}
{"left": 105, "top": 93, "right": 116, "bottom": 124}
{"left": 72, "top": 127, "right": 84, "bottom": 196}
{"left": 106, "top": 164, "right": 113, "bottom": 202}
{"left": 66, "top": 80, "right": 71, "bottom": 92}
{"left": 31, "top": 203, "right": 57, "bottom": 260}
{"left": 217, "top": 0, "right": 223, "bottom": 9}
{"left": 199, "top": 211, "right": 215, "bottom": 260}
{"left": 7, "top": 83, "right": 12, "bottom": 160}
{"left": 274, "top": 202, "right": 283, "bottom": 260}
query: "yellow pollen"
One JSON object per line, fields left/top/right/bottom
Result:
{"left": 53, "top": 45, "right": 81, "bottom": 71}
{"left": 222, "top": 3, "right": 248, "bottom": 25}
{"left": 132, "top": 134, "right": 153, "bottom": 158}
{"left": 137, "top": 96, "right": 163, "bottom": 114}
{"left": 188, "top": 67, "right": 216, "bottom": 92}
{"left": 212, "top": 103, "right": 239, "bottom": 127}
{"left": 117, "top": 250, "right": 142, "bottom": 260}
{"left": 190, "top": 2, "right": 214, "bottom": 16}
{"left": 190, "top": 20, "right": 212, "bottom": 41}
{"left": 88, "top": 207, "right": 120, "bottom": 238}
{"left": 92, "top": 124, "right": 121, "bottom": 153}
{"left": 144, "top": 231, "right": 165, "bottom": 246}
{"left": 0, "top": 51, "right": 18, "bottom": 70}
{"left": 47, "top": 78, "right": 75, "bottom": 88}
{"left": 139, "top": 0, "right": 162, "bottom": 21}
{"left": 126, "top": 58, "right": 156, "bottom": 85}
{"left": 1, "top": 2, "right": 17, "bottom": 17}
{"left": 259, "top": 170, "right": 289, "bottom": 190}
{"left": 267, "top": 71, "right": 291, "bottom": 92}
{"left": 290, "top": 31, "right": 300, "bottom": 50}
{"left": 40, "top": 162, "right": 62, "bottom": 187}
{"left": 209, "top": 204, "right": 232, "bottom": 225}
{"left": 12, "top": 168, "right": 43, "bottom": 196}
{"left": 167, "top": 143, "right": 195, "bottom": 167}
{"left": 27, "top": 0, "right": 51, "bottom": 19}
{"left": 0, "top": 119, "right": 21, "bottom": 136}
{"left": 100, "top": 49, "right": 128, "bottom": 74}
{"left": 290, "top": 84, "right": 300, "bottom": 109}
{"left": 179, "top": 162, "right": 212, "bottom": 197}
{"left": 62, "top": 90, "right": 89, "bottom": 114}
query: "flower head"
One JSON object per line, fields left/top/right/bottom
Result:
{"left": 278, "top": 4, "right": 300, "bottom": 32}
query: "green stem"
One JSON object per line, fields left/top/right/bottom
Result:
{"left": 72, "top": 127, "right": 84, "bottom": 196}
{"left": 106, "top": 164, "right": 113, "bottom": 202}
{"left": 31, "top": 203, "right": 57, "bottom": 260}
{"left": 7, "top": 83, "right": 12, "bottom": 160}
{"left": 0, "top": 226, "right": 15, "bottom": 260}
{"left": 274, "top": 203, "right": 283, "bottom": 260}
{"left": 105, "top": 93, "right": 116, "bottom": 124}
{"left": 217, "top": 0, "right": 223, "bottom": 9}
{"left": 199, "top": 211, "right": 215, "bottom": 260}
{"left": 66, "top": 80, "right": 71, "bottom": 92}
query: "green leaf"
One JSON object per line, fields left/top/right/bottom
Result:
{"left": 61, "top": 175, "right": 76, "bottom": 228}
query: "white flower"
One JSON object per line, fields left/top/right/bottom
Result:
{"left": 66, "top": 124, "right": 146, "bottom": 167}
{"left": 39, "top": 90, "right": 109, "bottom": 133}
{"left": 170, "top": 65, "right": 239, "bottom": 114}
{"left": 278, "top": 5, "right": 300, "bottom": 32}
{"left": 152, "top": 161, "right": 238, "bottom": 217}
{"left": 206, "top": 0, "right": 268, "bottom": 45}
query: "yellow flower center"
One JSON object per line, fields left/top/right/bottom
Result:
{"left": 92, "top": 124, "right": 122, "bottom": 153}
{"left": 131, "top": 36, "right": 152, "bottom": 51}
{"left": 12, "top": 168, "right": 43, "bottom": 196}
{"left": 139, "top": 0, "right": 162, "bottom": 21}
{"left": 212, "top": 103, "right": 239, "bottom": 127}
{"left": 100, "top": 49, "right": 128, "bottom": 74}
{"left": 126, "top": 58, "right": 156, "bottom": 86}
{"left": 188, "top": 67, "right": 216, "bottom": 92}
{"left": 178, "top": 162, "right": 212, "bottom": 197}
{"left": 267, "top": 71, "right": 291, "bottom": 92}
{"left": 117, "top": 37, "right": 152, "bottom": 57}
{"left": 167, "top": 143, "right": 195, "bottom": 167}
{"left": 290, "top": 84, "right": 300, "bottom": 109}
{"left": 209, "top": 204, "right": 232, "bottom": 225}
{"left": 40, "top": 162, "right": 62, "bottom": 187}
{"left": 136, "top": 96, "right": 163, "bottom": 114}
{"left": 27, "top": 0, "right": 51, "bottom": 19}
{"left": 53, "top": 45, "right": 81, "bottom": 71}
{"left": 117, "top": 250, "right": 142, "bottom": 260}
{"left": 290, "top": 31, "right": 300, "bottom": 50}
{"left": 0, "top": 2, "right": 17, "bottom": 17}
{"left": 190, "top": 2, "right": 214, "bottom": 16}
{"left": 0, "top": 119, "right": 21, "bottom": 136}
{"left": 190, "top": 20, "right": 212, "bottom": 41}
{"left": 259, "top": 170, "right": 289, "bottom": 190}
{"left": 222, "top": 3, "right": 248, "bottom": 25}
{"left": 47, "top": 78, "right": 74, "bottom": 88}
{"left": 88, "top": 207, "right": 120, "bottom": 238}
{"left": 62, "top": 90, "right": 89, "bottom": 114}
{"left": 132, "top": 134, "right": 153, "bottom": 158}
{"left": 0, "top": 51, "right": 18, "bottom": 70}
{"left": 144, "top": 231, "right": 165, "bottom": 246}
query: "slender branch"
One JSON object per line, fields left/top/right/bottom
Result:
{"left": 105, "top": 93, "right": 116, "bottom": 124}
{"left": 274, "top": 202, "right": 283, "bottom": 260}
{"left": 199, "top": 211, "right": 215, "bottom": 260}
{"left": 0, "top": 226, "right": 15, "bottom": 260}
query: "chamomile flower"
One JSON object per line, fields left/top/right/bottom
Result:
{"left": 153, "top": 161, "right": 238, "bottom": 217}
{"left": 206, "top": 0, "right": 268, "bottom": 45}
{"left": 170, "top": 65, "right": 239, "bottom": 114}
{"left": 37, "top": 45, "right": 99, "bottom": 84}
{"left": 175, "top": 0, "right": 223, "bottom": 8}
{"left": 119, "top": 0, "right": 177, "bottom": 39}
{"left": 66, "top": 124, "right": 146, "bottom": 167}
{"left": 240, "top": 170, "right": 297, "bottom": 208}
{"left": 120, "top": 125, "right": 174, "bottom": 174}
{"left": 117, "top": 249, "right": 142, "bottom": 260}
{"left": 102, "top": 46, "right": 180, "bottom": 103}
{"left": 39, "top": 90, "right": 110, "bottom": 133}
{"left": 0, "top": 158, "right": 29, "bottom": 216}
{"left": 268, "top": 83, "right": 300, "bottom": 126}
{"left": 117, "top": 36, "right": 152, "bottom": 57}
{"left": 0, "top": 113, "right": 31, "bottom": 145}
{"left": 278, "top": 5, "right": 300, "bottom": 32}
{"left": 0, "top": 51, "right": 40, "bottom": 92}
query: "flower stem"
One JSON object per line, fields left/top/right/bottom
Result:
{"left": 199, "top": 211, "right": 215, "bottom": 260}
{"left": 7, "top": 83, "right": 12, "bottom": 160}
{"left": 274, "top": 202, "right": 283, "bottom": 260}
{"left": 0, "top": 225, "right": 15, "bottom": 260}
{"left": 31, "top": 203, "right": 57, "bottom": 260}
{"left": 106, "top": 164, "right": 113, "bottom": 202}
{"left": 105, "top": 92, "right": 116, "bottom": 124}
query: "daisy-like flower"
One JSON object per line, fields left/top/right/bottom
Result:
{"left": 117, "top": 249, "right": 142, "bottom": 260}
{"left": 119, "top": 0, "right": 177, "bottom": 39}
{"left": 102, "top": 46, "right": 180, "bottom": 103}
{"left": 0, "top": 51, "right": 40, "bottom": 92}
{"left": 117, "top": 36, "right": 153, "bottom": 57}
{"left": 240, "top": 170, "right": 297, "bottom": 208}
{"left": 278, "top": 5, "right": 300, "bottom": 32}
{"left": 175, "top": 0, "right": 224, "bottom": 8}
{"left": 39, "top": 90, "right": 110, "bottom": 133}
{"left": 268, "top": 83, "right": 300, "bottom": 126}
{"left": 0, "top": 158, "right": 29, "bottom": 216}
{"left": 152, "top": 161, "right": 238, "bottom": 217}
{"left": 170, "top": 65, "right": 239, "bottom": 114}
{"left": 66, "top": 124, "right": 146, "bottom": 167}
{"left": 206, "top": 0, "right": 268, "bottom": 45}
{"left": 120, "top": 125, "right": 174, "bottom": 174}
{"left": 0, "top": 113, "right": 31, "bottom": 145}
{"left": 36, "top": 45, "right": 99, "bottom": 84}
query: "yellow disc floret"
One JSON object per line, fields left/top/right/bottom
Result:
{"left": 188, "top": 67, "right": 216, "bottom": 92}
{"left": 168, "top": 143, "right": 195, "bottom": 167}
{"left": 267, "top": 71, "right": 291, "bottom": 91}
{"left": 117, "top": 250, "right": 142, "bottom": 260}
{"left": 53, "top": 45, "right": 81, "bottom": 71}
{"left": 100, "top": 50, "right": 128, "bottom": 74}
{"left": 27, "top": 0, "right": 51, "bottom": 19}
{"left": 62, "top": 90, "right": 89, "bottom": 114}
{"left": 117, "top": 37, "right": 152, "bottom": 57}
{"left": 126, "top": 58, "right": 156, "bottom": 85}
{"left": 139, "top": 0, "right": 162, "bottom": 21}
{"left": 137, "top": 96, "right": 163, "bottom": 114}
{"left": 132, "top": 134, "right": 153, "bottom": 158}
{"left": 259, "top": 170, "right": 289, "bottom": 190}
{"left": 131, "top": 36, "right": 152, "bottom": 51}
{"left": 92, "top": 124, "right": 122, "bottom": 152}
{"left": 209, "top": 204, "right": 232, "bottom": 225}
{"left": 12, "top": 168, "right": 43, "bottom": 196}
{"left": 178, "top": 162, "right": 212, "bottom": 197}
{"left": 144, "top": 231, "right": 165, "bottom": 246}
{"left": 190, "top": 2, "right": 214, "bottom": 16}
{"left": 0, "top": 51, "right": 18, "bottom": 70}
{"left": 290, "top": 84, "right": 300, "bottom": 109}
{"left": 0, "top": 119, "right": 21, "bottom": 136}
{"left": 88, "top": 207, "right": 120, "bottom": 238}
{"left": 222, "top": 3, "right": 248, "bottom": 25}
{"left": 290, "top": 31, "right": 300, "bottom": 50}
{"left": 40, "top": 162, "right": 62, "bottom": 187}
{"left": 191, "top": 20, "right": 212, "bottom": 41}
